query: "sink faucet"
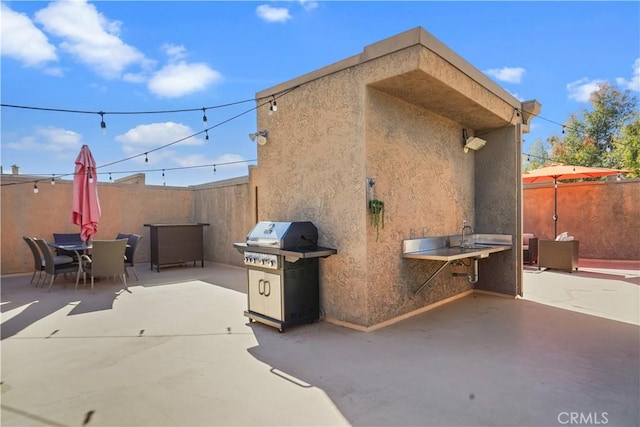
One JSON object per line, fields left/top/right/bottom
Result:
{"left": 461, "top": 219, "right": 473, "bottom": 247}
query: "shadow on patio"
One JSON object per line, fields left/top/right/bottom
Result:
{"left": 1, "top": 261, "right": 638, "bottom": 426}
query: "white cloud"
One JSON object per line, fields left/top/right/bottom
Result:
{"left": 34, "top": 0, "right": 152, "bottom": 79}
{"left": 299, "top": 0, "right": 319, "bottom": 11}
{"left": 615, "top": 58, "right": 640, "bottom": 92}
{"left": 171, "top": 153, "right": 246, "bottom": 169}
{"left": 485, "top": 67, "right": 526, "bottom": 84}
{"left": 163, "top": 44, "right": 188, "bottom": 62}
{"left": 114, "top": 122, "right": 244, "bottom": 169}
{"left": 509, "top": 91, "right": 524, "bottom": 102}
{"left": 0, "top": 4, "right": 58, "bottom": 66}
{"left": 148, "top": 62, "right": 222, "bottom": 98}
{"left": 567, "top": 78, "right": 606, "bottom": 102}
{"left": 4, "top": 127, "right": 83, "bottom": 152}
{"left": 115, "top": 122, "right": 204, "bottom": 164}
{"left": 257, "top": 5, "right": 292, "bottom": 23}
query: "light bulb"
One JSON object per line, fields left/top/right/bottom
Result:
{"left": 99, "top": 112, "right": 106, "bottom": 135}
{"left": 33, "top": 183, "right": 39, "bottom": 194}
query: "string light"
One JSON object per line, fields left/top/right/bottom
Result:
{"left": 5, "top": 82, "right": 632, "bottom": 189}
{"left": 0, "top": 86, "right": 299, "bottom": 183}
{"left": 99, "top": 111, "right": 106, "bottom": 134}
{"left": 33, "top": 182, "right": 39, "bottom": 193}
{"left": 202, "top": 107, "right": 208, "bottom": 124}
{"left": 162, "top": 169, "right": 166, "bottom": 186}
{"left": 109, "top": 172, "right": 112, "bottom": 182}
{"left": 1, "top": 158, "right": 257, "bottom": 190}
{"left": 88, "top": 170, "right": 94, "bottom": 183}
{"left": 205, "top": 129, "right": 209, "bottom": 141}
{"left": 0, "top": 90, "right": 293, "bottom": 118}
{"left": 51, "top": 175, "right": 55, "bottom": 185}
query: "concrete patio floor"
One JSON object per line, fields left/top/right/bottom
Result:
{"left": 1, "top": 260, "right": 638, "bottom": 427}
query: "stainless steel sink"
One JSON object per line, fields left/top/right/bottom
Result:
{"left": 402, "top": 233, "right": 513, "bottom": 294}
{"left": 403, "top": 234, "right": 512, "bottom": 262}
{"left": 402, "top": 233, "right": 513, "bottom": 295}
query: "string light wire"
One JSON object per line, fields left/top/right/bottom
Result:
{"left": 2, "top": 83, "right": 630, "bottom": 186}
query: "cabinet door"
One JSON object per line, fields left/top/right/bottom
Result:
{"left": 248, "top": 270, "right": 265, "bottom": 314}
{"left": 247, "top": 270, "right": 282, "bottom": 321}
{"left": 261, "top": 272, "right": 282, "bottom": 321}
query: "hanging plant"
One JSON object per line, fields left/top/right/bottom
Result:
{"left": 369, "top": 199, "right": 385, "bottom": 241}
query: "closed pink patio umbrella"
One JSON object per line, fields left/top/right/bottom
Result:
{"left": 72, "top": 145, "right": 101, "bottom": 242}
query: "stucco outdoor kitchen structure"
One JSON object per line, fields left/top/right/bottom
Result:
{"left": 251, "top": 27, "right": 540, "bottom": 330}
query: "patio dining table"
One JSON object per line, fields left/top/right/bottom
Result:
{"left": 47, "top": 242, "right": 92, "bottom": 285}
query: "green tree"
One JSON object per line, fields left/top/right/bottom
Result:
{"left": 611, "top": 117, "right": 640, "bottom": 177}
{"left": 549, "top": 82, "right": 638, "bottom": 174}
{"left": 523, "top": 138, "right": 550, "bottom": 172}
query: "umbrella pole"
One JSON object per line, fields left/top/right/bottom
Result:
{"left": 553, "top": 178, "right": 558, "bottom": 238}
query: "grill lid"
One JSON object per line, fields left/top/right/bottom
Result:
{"left": 246, "top": 221, "right": 318, "bottom": 249}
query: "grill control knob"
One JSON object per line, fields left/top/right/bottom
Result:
{"left": 270, "top": 260, "right": 276, "bottom": 267}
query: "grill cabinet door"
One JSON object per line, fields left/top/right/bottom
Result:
{"left": 248, "top": 269, "right": 282, "bottom": 321}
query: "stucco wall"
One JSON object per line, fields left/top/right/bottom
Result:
{"left": 523, "top": 179, "right": 640, "bottom": 260}
{"left": 1, "top": 173, "right": 253, "bottom": 275}
{"left": 192, "top": 174, "right": 255, "bottom": 266}
{"left": 255, "top": 67, "right": 369, "bottom": 325}
{"left": 365, "top": 88, "right": 475, "bottom": 325}
{"left": 474, "top": 125, "right": 521, "bottom": 295}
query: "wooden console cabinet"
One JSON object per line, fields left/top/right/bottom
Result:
{"left": 538, "top": 240, "right": 579, "bottom": 273}
{"left": 144, "top": 223, "right": 209, "bottom": 272}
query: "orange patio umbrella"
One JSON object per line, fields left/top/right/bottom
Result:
{"left": 522, "top": 163, "right": 630, "bottom": 237}
{"left": 72, "top": 145, "right": 101, "bottom": 242}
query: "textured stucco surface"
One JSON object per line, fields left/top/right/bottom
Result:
{"left": 192, "top": 175, "right": 255, "bottom": 266}
{"left": 474, "top": 125, "right": 522, "bottom": 296}
{"left": 524, "top": 179, "right": 640, "bottom": 260}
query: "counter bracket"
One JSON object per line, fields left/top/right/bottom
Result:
{"left": 414, "top": 260, "right": 453, "bottom": 296}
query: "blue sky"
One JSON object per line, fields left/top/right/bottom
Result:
{"left": 2, "top": 1, "right": 639, "bottom": 187}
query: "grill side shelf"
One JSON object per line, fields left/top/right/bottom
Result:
{"left": 233, "top": 243, "right": 337, "bottom": 262}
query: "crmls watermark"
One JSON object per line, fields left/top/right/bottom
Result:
{"left": 558, "top": 412, "right": 609, "bottom": 425}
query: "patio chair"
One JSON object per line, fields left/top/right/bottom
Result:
{"left": 115, "top": 233, "right": 143, "bottom": 281}
{"left": 23, "top": 236, "right": 74, "bottom": 287}
{"left": 33, "top": 238, "right": 79, "bottom": 292}
{"left": 81, "top": 239, "right": 128, "bottom": 292}
{"left": 523, "top": 233, "right": 538, "bottom": 265}
{"left": 23, "top": 236, "right": 45, "bottom": 286}
{"left": 53, "top": 232, "right": 83, "bottom": 260}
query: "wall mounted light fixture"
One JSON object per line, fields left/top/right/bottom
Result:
{"left": 249, "top": 130, "right": 269, "bottom": 145}
{"left": 462, "top": 129, "right": 486, "bottom": 153}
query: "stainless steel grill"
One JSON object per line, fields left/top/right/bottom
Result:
{"left": 233, "top": 221, "right": 337, "bottom": 332}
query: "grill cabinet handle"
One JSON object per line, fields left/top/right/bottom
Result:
{"left": 264, "top": 280, "right": 271, "bottom": 297}
{"left": 258, "top": 279, "right": 264, "bottom": 295}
